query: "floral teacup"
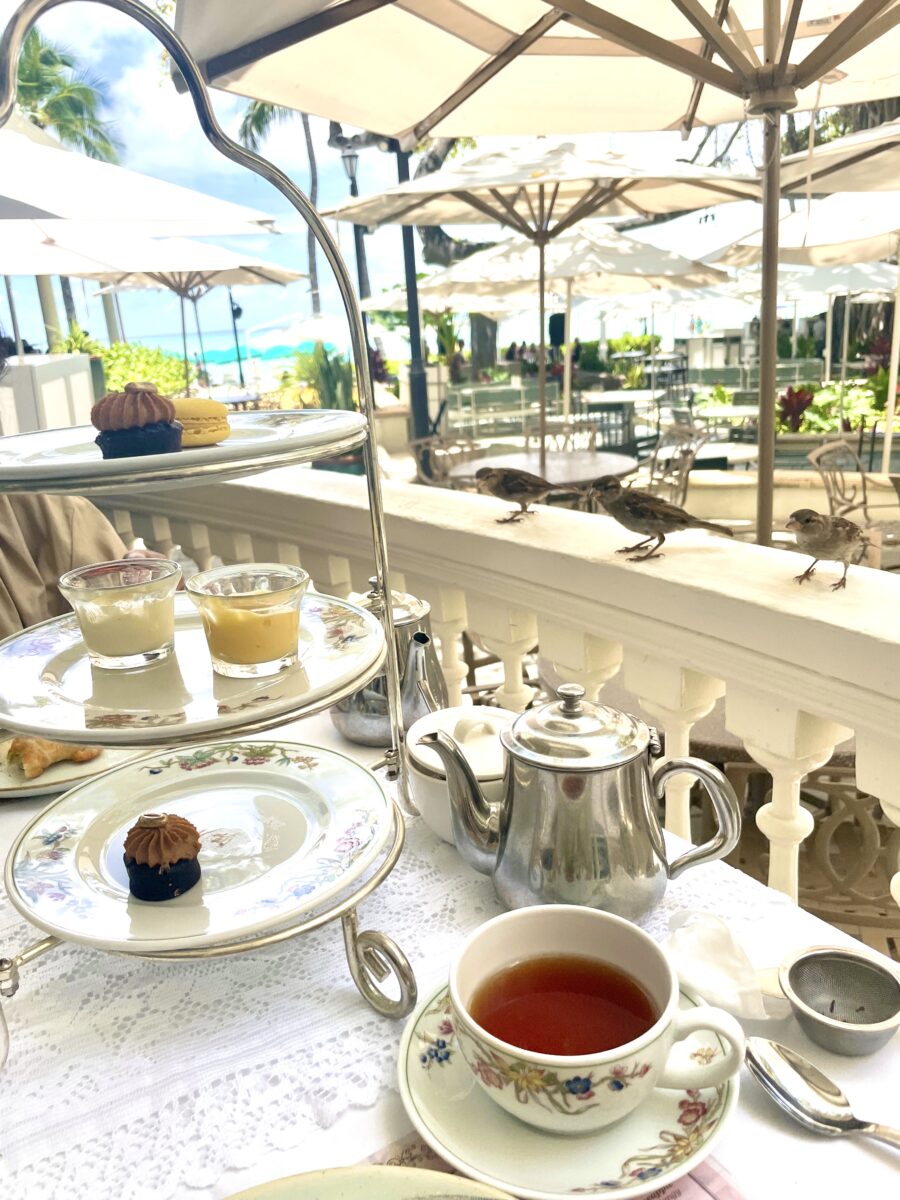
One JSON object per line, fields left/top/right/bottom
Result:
{"left": 449, "top": 905, "right": 745, "bottom": 1135}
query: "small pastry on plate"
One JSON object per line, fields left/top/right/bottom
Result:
{"left": 123, "top": 812, "right": 202, "bottom": 901}
{"left": 170, "top": 397, "right": 231, "bottom": 447}
{"left": 7, "top": 736, "right": 102, "bottom": 781}
{"left": 91, "top": 381, "right": 183, "bottom": 459}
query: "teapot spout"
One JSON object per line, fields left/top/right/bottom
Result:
{"left": 401, "top": 632, "right": 441, "bottom": 726}
{"left": 417, "top": 730, "right": 498, "bottom": 876}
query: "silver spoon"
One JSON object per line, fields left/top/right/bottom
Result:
{"left": 746, "top": 1037, "right": 900, "bottom": 1150}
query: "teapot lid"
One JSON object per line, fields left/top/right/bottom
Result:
{"left": 354, "top": 577, "right": 430, "bottom": 626}
{"left": 505, "top": 683, "right": 649, "bottom": 772}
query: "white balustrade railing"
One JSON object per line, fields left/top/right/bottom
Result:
{"left": 96, "top": 466, "right": 900, "bottom": 907}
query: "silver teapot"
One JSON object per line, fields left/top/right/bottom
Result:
{"left": 418, "top": 683, "right": 741, "bottom": 920}
{"left": 330, "top": 580, "right": 449, "bottom": 747}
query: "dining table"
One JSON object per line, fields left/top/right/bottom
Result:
{"left": 0, "top": 709, "right": 898, "bottom": 1200}
{"left": 447, "top": 449, "right": 638, "bottom": 487}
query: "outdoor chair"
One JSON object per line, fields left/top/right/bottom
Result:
{"left": 524, "top": 416, "right": 597, "bottom": 453}
{"left": 807, "top": 440, "right": 900, "bottom": 570}
{"left": 409, "top": 435, "right": 482, "bottom": 489}
{"left": 595, "top": 427, "right": 705, "bottom": 511}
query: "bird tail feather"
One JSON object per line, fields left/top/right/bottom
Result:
{"left": 692, "top": 519, "right": 734, "bottom": 537}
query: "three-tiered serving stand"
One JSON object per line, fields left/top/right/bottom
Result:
{"left": 0, "top": 0, "right": 419, "bottom": 1048}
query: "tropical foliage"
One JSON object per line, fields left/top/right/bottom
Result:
{"left": 99, "top": 343, "right": 195, "bottom": 397}
{"left": 50, "top": 321, "right": 102, "bottom": 356}
{"left": 16, "top": 28, "right": 120, "bottom": 161}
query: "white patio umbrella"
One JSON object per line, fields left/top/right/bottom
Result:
{"left": 781, "top": 116, "right": 900, "bottom": 195}
{"left": 371, "top": 224, "right": 727, "bottom": 415}
{"left": 174, "top": 0, "right": 900, "bottom": 542}
{"left": 323, "top": 141, "right": 748, "bottom": 466}
{"left": 0, "top": 222, "right": 303, "bottom": 389}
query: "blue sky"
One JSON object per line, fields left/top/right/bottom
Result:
{"left": 0, "top": 1, "right": 762, "bottom": 360}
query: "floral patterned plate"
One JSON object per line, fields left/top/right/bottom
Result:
{"left": 5, "top": 740, "right": 395, "bottom": 953}
{"left": 398, "top": 984, "right": 739, "bottom": 1200}
{"left": 227, "top": 1165, "right": 514, "bottom": 1199}
{"left": 0, "top": 739, "right": 141, "bottom": 800}
{"left": 0, "top": 592, "right": 385, "bottom": 746}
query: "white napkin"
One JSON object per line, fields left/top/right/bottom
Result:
{"left": 665, "top": 911, "right": 789, "bottom": 1020}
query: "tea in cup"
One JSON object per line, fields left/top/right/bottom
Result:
{"left": 186, "top": 563, "right": 309, "bottom": 678}
{"left": 449, "top": 905, "right": 745, "bottom": 1134}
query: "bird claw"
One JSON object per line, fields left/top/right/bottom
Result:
{"left": 830, "top": 578, "right": 848, "bottom": 591}
{"left": 794, "top": 570, "right": 815, "bottom": 584}
{"left": 496, "top": 513, "right": 524, "bottom": 524}
{"left": 627, "top": 552, "right": 664, "bottom": 563}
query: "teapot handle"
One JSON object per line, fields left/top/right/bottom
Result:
{"left": 652, "top": 758, "right": 742, "bottom": 880}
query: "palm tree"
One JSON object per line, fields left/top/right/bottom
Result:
{"left": 239, "top": 102, "right": 321, "bottom": 315}
{"left": 16, "top": 28, "right": 121, "bottom": 330}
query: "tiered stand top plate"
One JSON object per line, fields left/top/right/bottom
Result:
{"left": 0, "top": 593, "right": 386, "bottom": 746}
{"left": 0, "top": 409, "right": 368, "bottom": 493}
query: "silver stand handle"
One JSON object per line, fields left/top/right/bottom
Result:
{"left": 341, "top": 909, "right": 417, "bottom": 1019}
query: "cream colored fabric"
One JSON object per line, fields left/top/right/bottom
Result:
{"left": 0, "top": 494, "right": 126, "bottom": 639}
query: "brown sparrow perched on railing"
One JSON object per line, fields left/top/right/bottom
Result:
{"left": 475, "top": 466, "right": 575, "bottom": 523}
{"left": 786, "top": 508, "right": 867, "bottom": 590}
{"left": 590, "top": 475, "right": 734, "bottom": 560}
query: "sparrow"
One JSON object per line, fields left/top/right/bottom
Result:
{"left": 785, "top": 508, "right": 867, "bottom": 591}
{"left": 590, "top": 475, "right": 734, "bottom": 561}
{"left": 475, "top": 466, "right": 576, "bottom": 523}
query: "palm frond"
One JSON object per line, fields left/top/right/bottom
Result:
{"left": 238, "top": 100, "right": 295, "bottom": 151}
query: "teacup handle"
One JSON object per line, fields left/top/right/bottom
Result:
{"left": 657, "top": 1006, "right": 746, "bottom": 1089}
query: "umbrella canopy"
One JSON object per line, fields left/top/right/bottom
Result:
{"left": 781, "top": 117, "right": 900, "bottom": 195}
{"left": 175, "top": 2, "right": 900, "bottom": 138}
{"left": 0, "top": 123, "right": 274, "bottom": 231}
{"left": 325, "top": 139, "right": 747, "bottom": 463}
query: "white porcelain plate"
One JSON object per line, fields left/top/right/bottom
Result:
{"left": 5, "top": 741, "right": 395, "bottom": 953}
{"left": 227, "top": 1165, "right": 514, "bottom": 1200}
{"left": 0, "top": 593, "right": 385, "bottom": 746}
{"left": 0, "top": 410, "right": 368, "bottom": 493}
{"left": 0, "top": 738, "right": 141, "bottom": 800}
{"left": 398, "top": 984, "right": 739, "bottom": 1200}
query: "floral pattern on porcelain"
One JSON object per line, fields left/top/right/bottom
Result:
{"left": 570, "top": 1086, "right": 726, "bottom": 1192}
{"left": 416, "top": 991, "right": 457, "bottom": 1071}
{"left": 455, "top": 1017, "right": 653, "bottom": 1117}
{"left": 13, "top": 823, "right": 94, "bottom": 917}
{"left": 145, "top": 743, "right": 320, "bottom": 774}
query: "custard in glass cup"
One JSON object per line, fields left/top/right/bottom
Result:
{"left": 58, "top": 558, "right": 181, "bottom": 670}
{"left": 186, "top": 563, "right": 309, "bottom": 678}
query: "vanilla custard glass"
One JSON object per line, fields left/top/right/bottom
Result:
{"left": 58, "top": 559, "right": 181, "bottom": 670}
{"left": 186, "top": 563, "right": 309, "bottom": 678}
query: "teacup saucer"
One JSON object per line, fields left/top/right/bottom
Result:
{"left": 398, "top": 983, "right": 739, "bottom": 1200}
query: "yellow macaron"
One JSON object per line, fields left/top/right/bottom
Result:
{"left": 171, "top": 398, "right": 231, "bottom": 448}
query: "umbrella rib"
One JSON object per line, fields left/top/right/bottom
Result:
{"left": 794, "top": 0, "right": 900, "bottom": 89}
{"left": 408, "top": 8, "right": 564, "bottom": 143}
{"left": 679, "top": 0, "right": 731, "bottom": 136}
{"left": 549, "top": 179, "right": 635, "bottom": 237}
{"left": 725, "top": 6, "right": 762, "bottom": 67}
{"left": 551, "top": 1, "right": 746, "bottom": 96}
{"left": 669, "top": 0, "right": 755, "bottom": 76}
{"left": 782, "top": 139, "right": 900, "bottom": 191}
{"left": 775, "top": 0, "right": 805, "bottom": 77}
{"left": 544, "top": 182, "right": 562, "bottom": 229}
{"left": 204, "top": 0, "right": 397, "bottom": 80}
{"left": 479, "top": 189, "right": 535, "bottom": 237}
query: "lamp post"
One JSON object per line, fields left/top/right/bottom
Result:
{"left": 341, "top": 146, "right": 371, "bottom": 301}
{"left": 227, "top": 286, "right": 245, "bottom": 387}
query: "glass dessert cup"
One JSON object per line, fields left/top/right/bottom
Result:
{"left": 186, "top": 563, "right": 310, "bottom": 678}
{"left": 58, "top": 559, "right": 181, "bottom": 670}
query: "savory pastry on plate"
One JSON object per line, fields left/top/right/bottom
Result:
{"left": 6, "top": 736, "right": 102, "bottom": 781}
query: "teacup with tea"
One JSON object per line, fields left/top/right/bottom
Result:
{"left": 449, "top": 905, "right": 745, "bottom": 1135}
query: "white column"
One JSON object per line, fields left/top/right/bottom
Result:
{"left": 563, "top": 279, "right": 573, "bottom": 419}
{"left": 624, "top": 655, "right": 724, "bottom": 841}
{"left": 790, "top": 300, "right": 798, "bottom": 359}
{"left": 726, "top": 690, "right": 851, "bottom": 901}
{"left": 538, "top": 620, "right": 623, "bottom": 700}
{"left": 824, "top": 293, "right": 834, "bottom": 381}
{"left": 880, "top": 252, "right": 900, "bottom": 473}
{"left": 466, "top": 595, "right": 537, "bottom": 711}
{"left": 427, "top": 587, "right": 468, "bottom": 707}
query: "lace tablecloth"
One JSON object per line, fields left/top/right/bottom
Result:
{"left": 0, "top": 715, "right": 895, "bottom": 1199}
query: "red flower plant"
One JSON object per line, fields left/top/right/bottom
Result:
{"left": 779, "top": 385, "right": 815, "bottom": 433}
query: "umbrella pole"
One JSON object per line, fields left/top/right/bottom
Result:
{"left": 563, "top": 278, "right": 573, "bottom": 420}
{"left": 180, "top": 295, "right": 190, "bottom": 395}
{"left": 839, "top": 291, "right": 850, "bottom": 429}
{"left": 880, "top": 251, "right": 900, "bottom": 473}
{"left": 113, "top": 291, "right": 127, "bottom": 342}
{"left": 538, "top": 236, "right": 547, "bottom": 474}
{"left": 824, "top": 293, "right": 834, "bottom": 380}
{"left": 192, "top": 298, "right": 210, "bottom": 393}
{"left": 3, "top": 276, "right": 24, "bottom": 357}
{"left": 756, "top": 110, "right": 782, "bottom": 547}
{"left": 228, "top": 286, "right": 245, "bottom": 387}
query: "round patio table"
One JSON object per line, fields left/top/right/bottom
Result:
{"left": 448, "top": 449, "right": 637, "bottom": 486}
